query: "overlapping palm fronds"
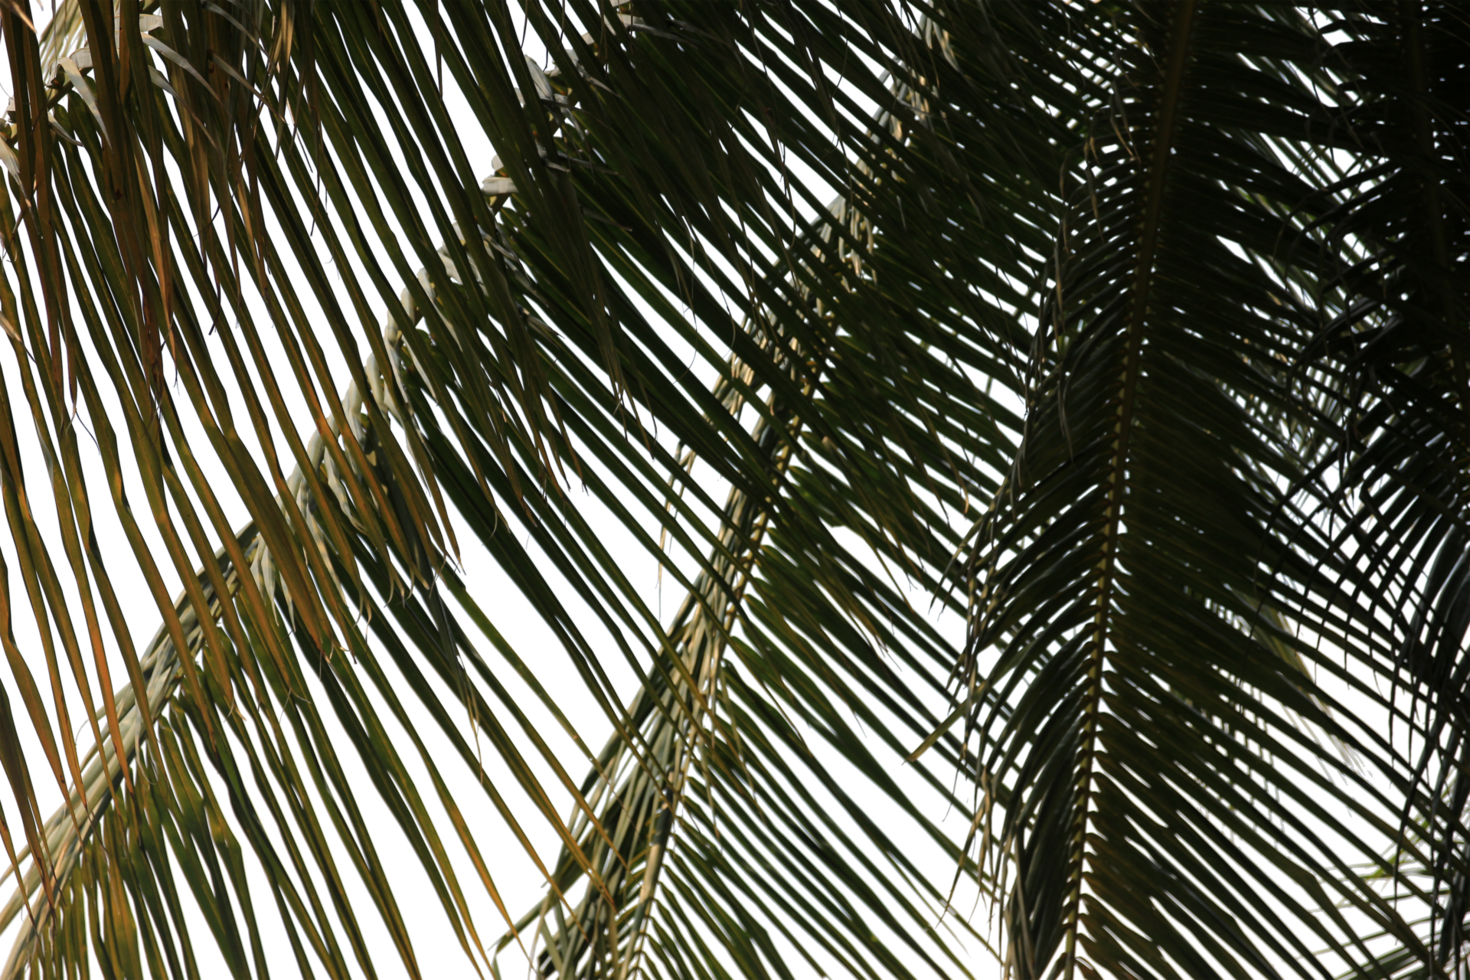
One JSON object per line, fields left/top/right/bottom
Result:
{"left": 941, "top": 2, "right": 1468, "bottom": 978}
{"left": 0, "top": 1, "right": 1464, "bottom": 979}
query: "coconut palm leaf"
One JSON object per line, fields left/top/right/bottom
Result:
{"left": 0, "top": 1, "right": 1465, "bottom": 980}
{"left": 0, "top": 1, "right": 1009, "bottom": 977}
{"left": 942, "top": 2, "right": 1468, "bottom": 978}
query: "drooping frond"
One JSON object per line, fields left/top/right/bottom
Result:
{"left": 944, "top": 2, "right": 1469, "bottom": 978}
{"left": 0, "top": 2, "right": 1014, "bottom": 977}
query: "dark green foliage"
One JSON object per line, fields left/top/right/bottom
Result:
{"left": 0, "top": 2, "right": 1464, "bottom": 979}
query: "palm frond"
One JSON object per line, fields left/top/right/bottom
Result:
{"left": 0, "top": 1, "right": 1465, "bottom": 979}
{"left": 947, "top": 2, "right": 1468, "bottom": 977}
{"left": 0, "top": 1, "right": 1012, "bottom": 977}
